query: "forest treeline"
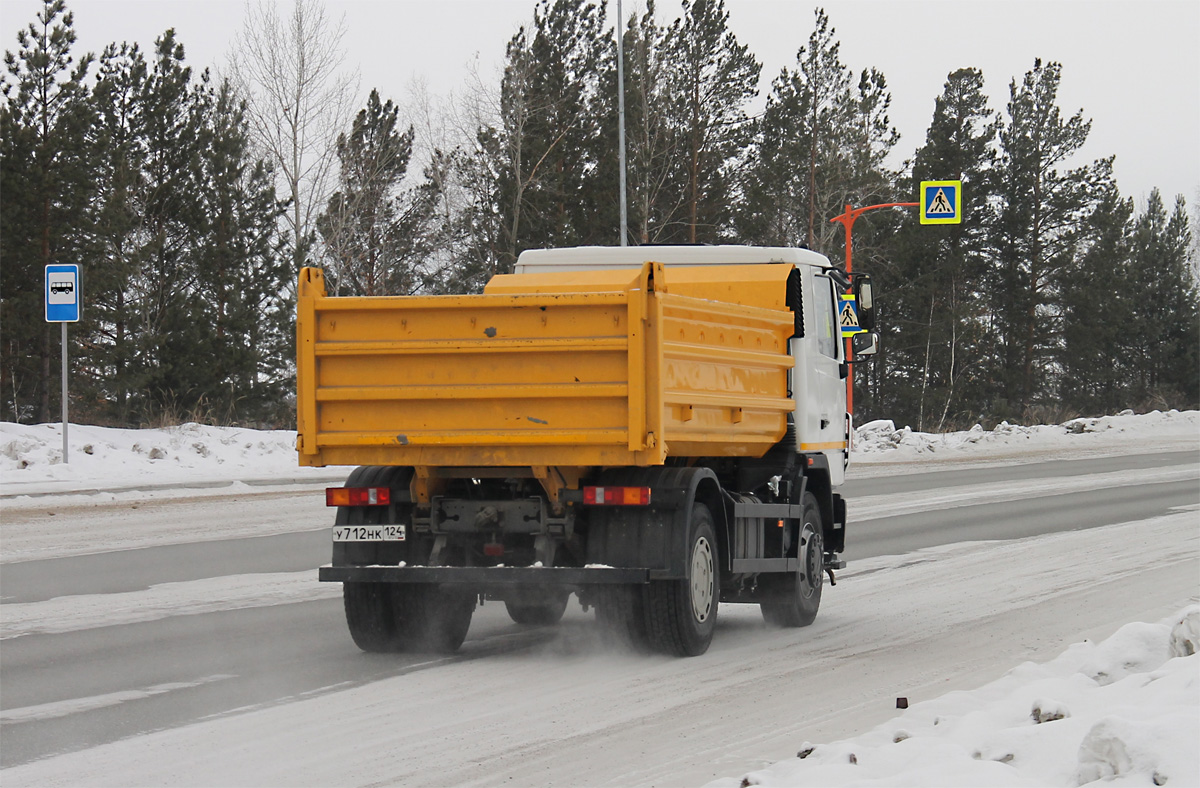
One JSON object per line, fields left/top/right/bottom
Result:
{"left": 2, "top": 0, "right": 1196, "bottom": 431}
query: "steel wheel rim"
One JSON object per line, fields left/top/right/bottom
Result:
{"left": 798, "top": 523, "right": 821, "bottom": 600}
{"left": 690, "top": 536, "right": 714, "bottom": 622}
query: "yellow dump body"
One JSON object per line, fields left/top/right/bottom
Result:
{"left": 296, "top": 261, "right": 795, "bottom": 469}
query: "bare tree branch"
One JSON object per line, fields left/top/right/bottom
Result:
{"left": 229, "top": 0, "right": 359, "bottom": 271}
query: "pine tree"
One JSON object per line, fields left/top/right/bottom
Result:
{"left": 440, "top": 127, "right": 506, "bottom": 294}
{"left": 1126, "top": 191, "right": 1199, "bottom": 408}
{"left": 0, "top": 0, "right": 94, "bottom": 423}
{"left": 796, "top": 8, "right": 853, "bottom": 250}
{"left": 82, "top": 29, "right": 289, "bottom": 425}
{"left": 318, "top": 89, "right": 422, "bottom": 296}
{"left": 191, "top": 78, "right": 290, "bottom": 424}
{"left": 871, "top": 67, "right": 998, "bottom": 429}
{"left": 1059, "top": 174, "right": 1133, "bottom": 414}
{"left": 533, "top": 0, "right": 612, "bottom": 248}
{"left": 493, "top": 0, "right": 610, "bottom": 266}
{"left": 619, "top": 1, "right": 685, "bottom": 244}
{"left": 81, "top": 40, "right": 151, "bottom": 424}
{"left": 989, "top": 59, "right": 1099, "bottom": 417}
{"left": 664, "top": 0, "right": 759, "bottom": 243}
{"left": 736, "top": 9, "right": 888, "bottom": 253}
{"left": 124, "top": 30, "right": 210, "bottom": 422}
{"left": 736, "top": 57, "right": 810, "bottom": 246}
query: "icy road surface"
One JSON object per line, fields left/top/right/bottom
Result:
{"left": 0, "top": 412, "right": 1197, "bottom": 786}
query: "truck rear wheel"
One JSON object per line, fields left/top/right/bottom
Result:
{"left": 395, "top": 585, "right": 475, "bottom": 653}
{"left": 644, "top": 502, "right": 719, "bottom": 657}
{"left": 505, "top": 592, "right": 570, "bottom": 626}
{"left": 336, "top": 466, "right": 414, "bottom": 652}
{"left": 344, "top": 582, "right": 404, "bottom": 652}
{"left": 594, "top": 586, "right": 650, "bottom": 651}
{"left": 760, "top": 492, "right": 823, "bottom": 628}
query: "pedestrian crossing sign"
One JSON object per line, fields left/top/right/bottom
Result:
{"left": 839, "top": 295, "right": 864, "bottom": 336}
{"left": 920, "top": 180, "right": 962, "bottom": 224}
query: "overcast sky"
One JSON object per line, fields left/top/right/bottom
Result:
{"left": 4, "top": 0, "right": 1198, "bottom": 209}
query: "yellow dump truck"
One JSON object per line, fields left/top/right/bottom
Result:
{"left": 302, "top": 245, "right": 878, "bottom": 656}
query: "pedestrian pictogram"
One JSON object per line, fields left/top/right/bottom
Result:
{"left": 919, "top": 180, "right": 962, "bottom": 225}
{"left": 839, "top": 295, "right": 864, "bottom": 336}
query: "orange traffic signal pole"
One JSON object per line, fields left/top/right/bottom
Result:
{"left": 829, "top": 202, "right": 918, "bottom": 415}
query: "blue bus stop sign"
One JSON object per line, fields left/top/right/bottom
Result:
{"left": 45, "top": 264, "right": 80, "bottom": 322}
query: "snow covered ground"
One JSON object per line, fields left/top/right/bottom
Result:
{"left": 717, "top": 607, "right": 1200, "bottom": 788}
{"left": 0, "top": 420, "right": 341, "bottom": 500}
{"left": 1, "top": 411, "right": 1197, "bottom": 787}
{"left": 3, "top": 409, "right": 1196, "bottom": 497}
{"left": 851, "top": 409, "right": 1200, "bottom": 468}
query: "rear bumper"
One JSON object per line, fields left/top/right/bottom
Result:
{"left": 319, "top": 565, "right": 652, "bottom": 586}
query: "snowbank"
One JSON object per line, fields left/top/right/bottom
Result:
{"left": 718, "top": 607, "right": 1200, "bottom": 788}
{"left": 853, "top": 409, "right": 1199, "bottom": 466}
{"left": 3, "top": 410, "right": 1196, "bottom": 497}
{"left": 0, "top": 421, "right": 339, "bottom": 498}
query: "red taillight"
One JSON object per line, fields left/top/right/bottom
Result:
{"left": 325, "top": 487, "right": 392, "bottom": 507}
{"left": 582, "top": 486, "right": 652, "bottom": 506}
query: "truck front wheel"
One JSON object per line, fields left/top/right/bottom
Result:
{"left": 644, "top": 502, "right": 719, "bottom": 656}
{"left": 760, "top": 492, "right": 823, "bottom": 627}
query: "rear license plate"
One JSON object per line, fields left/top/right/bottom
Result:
{"left": 333, "top": 525, "right": 406, "bottom": 542}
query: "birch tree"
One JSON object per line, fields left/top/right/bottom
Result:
{"left": 231, "top": 0, "right": 358, "bottom": 270}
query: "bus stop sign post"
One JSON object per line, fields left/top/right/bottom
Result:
{"left": 45, "top": 264, "right": 80, "bottom": 463}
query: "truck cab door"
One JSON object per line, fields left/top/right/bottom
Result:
{"left": 793, "top": 272, "right": 846, "bottom": 486}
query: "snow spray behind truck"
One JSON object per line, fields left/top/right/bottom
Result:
{"left": 299, "top": 245, "right": 878, "bottom": 656}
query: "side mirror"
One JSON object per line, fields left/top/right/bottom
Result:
{"left": 853, "top": 274, "right": 875, "bottom": 331}
{"left": 851, "top": 331, "right": 879, "bottom": 358}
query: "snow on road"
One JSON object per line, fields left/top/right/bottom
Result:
{"left": 1, "top": 516, "right": 1196, "bottom": 786}
{"left": 0, "top": 570, "right": 340, "bottom": 640}
{"left": 0, "top": 486, "right": 332, "bottom": 564}
{"left": 0, "top": 411, "right": 1197, "bottom": 787}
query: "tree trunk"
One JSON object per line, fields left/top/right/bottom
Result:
{"left": 919, "top": 294, "right": 935, "bottom": 432}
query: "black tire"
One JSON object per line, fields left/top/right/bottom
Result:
{"left": 644, "top": 502, "right": 719, "bottom": 657}
{"left": 395, "top": 584, "right": 476, "bottom": 654}
{"left": 336, "top": 466, "right": 473, "bottom": 653}
{"left": 333, "top": 465, "right": 413, "bottom": 568}
{"left": 337, "top": 467, "right": 409, "bottom": 652}
{"left": 760, "top": 492, "right": 823, "bottom": 628}
{"left": 594, "top": 585, "right": 650, "bottom": 651}
{"left": 343, "top": 582, "right": 404, "bottom": 652}
{"left": 505, "top": 592, "right": 570, "bottom": 626}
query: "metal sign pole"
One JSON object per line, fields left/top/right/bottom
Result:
{"left": 45, "top": 263, "right": 80, "bottom": 464}
{"left": 616, "top": 0, "right": 628, "bottom": 246}
{"left": 61, "top": 321, "right": 69, "bottom": 462}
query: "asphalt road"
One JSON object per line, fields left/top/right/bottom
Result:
{"left": 1, "top": 450, "right": 1196, "bottom": 771}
